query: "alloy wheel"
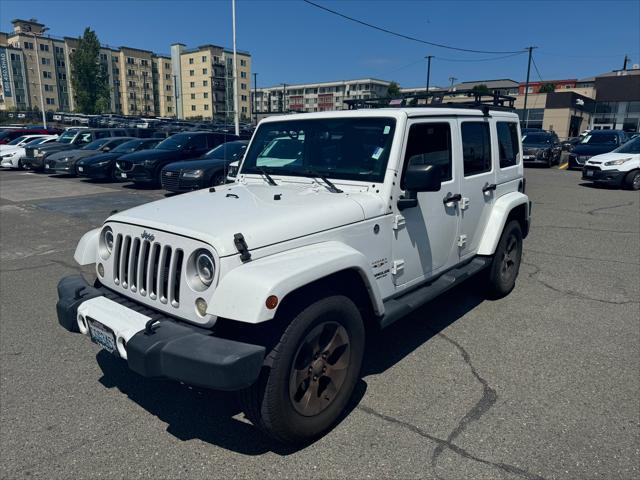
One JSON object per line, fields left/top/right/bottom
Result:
{"left": 500, "top": 233, "right": 519, "bottom": 282}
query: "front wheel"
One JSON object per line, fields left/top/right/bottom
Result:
{"left": 485, "top": 220, "right": 523, "bottom": 298}
{"left": 239, "top": 295, "right": 365, "bottom": 445}
{"left": 623, "top": 170, "right": 640, "bottom": 190}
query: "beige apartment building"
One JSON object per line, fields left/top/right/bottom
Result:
{"left": 1, "top": 18, "right": 251, "bottom": 120}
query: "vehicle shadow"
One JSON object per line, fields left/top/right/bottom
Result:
{"left": 578, "top": 182, "right": 618, "bottom": 190}
{"left": 94, "top": 278, "right": 486, "bottom": 455}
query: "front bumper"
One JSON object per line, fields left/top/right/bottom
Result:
{"left": 77, "top": 163, "right": 113, "bottom": 179}
{"left": 24, "top": 154, "right": 45, "bottom": 170}
{"left": 582, "top": 166, "right": 626, "bottom": 185}
{"left": 161, "top": 172, "right": 205, "bottom": 192}
{"left": 56, "top": 275, "right": 265, "bottom": 391}
{"left": 116, "top": 163, "right": 154, "bottom": 182}
{"left": 569, "top": 155, "right": 591, "bottom": 169}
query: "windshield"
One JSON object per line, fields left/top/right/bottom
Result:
{"left": 58, "top": 130, "right": 78, "bottom": 144}
{"left": 523, "top": 134, "right": 553, "bottom": 144}
{"left": 82, "top": 138, "right": 111, "bottom": 150}
{"left": 204, "top": 141, "right": 247, "bottom": 160}
{"left": 242, "top": 118, "right": 396, "bottom": 183}
{"left": 24, "top": 137, "right": 51, "bottom": 147}
{"left": 613, "top": 136, "right": 640, "bottom": 154}
{"left": 580, "top": 133, "right": 618, "bottom": 144}
{"left": 7, "top": 136, "right": 28, "bottom": 146}
{"left": 113, "top": 139, "right": 147, "bottom": 153}
{"left": 156, "top": 133, "right": 196, "bottom": 151}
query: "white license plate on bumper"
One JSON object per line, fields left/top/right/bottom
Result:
{"left": 120, "top": 172, "right": 127, "bottom": 178}
{"left": 586, "top": 170, "right": 594, "bottom": 177}
{"left": 87, "top": 317, "right": 117, "bottom": 353}
{"left": 78, "top": 166, "right": 84, "bottom": 172}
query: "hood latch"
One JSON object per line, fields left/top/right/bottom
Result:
{"left": 234, "top": 233, "right": 252, "bottom": 262}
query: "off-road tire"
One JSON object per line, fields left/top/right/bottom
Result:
{"left": 239, "top": 295, "right": 365, "bottom": 445}
{"left": 623, "top": 170, "right": 640, "bottom": 190}
{"left": 486, "top": 220, "right": 523, "bottom": 298}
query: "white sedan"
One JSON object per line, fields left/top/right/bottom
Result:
{"left": 0, "top": 135, "right": 59, "bottom": 169}
{"left": 582, "top": 136, "right": 640, "bottom": 190}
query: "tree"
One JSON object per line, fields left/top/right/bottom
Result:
{"left": 539, "top": 83, "right": 556, "bottom": 93}
{"left": 70, "top": 28, "right": 110, "bottom": 114}
{"left": 387, "top": 81, "right": 401, "bottom": 98}
{"left": 471, "top": 84, "right": 490, "bottom": 95}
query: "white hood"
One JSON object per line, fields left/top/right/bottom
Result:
{"left": 108, "top": 182, "right": 385, "bottom": 256}
{"left": 588, "top": 151, "right": 638, "bottom": 163}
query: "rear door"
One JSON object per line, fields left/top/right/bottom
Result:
{"left": 457, "top": 119, "right": 496, "bottom": 259}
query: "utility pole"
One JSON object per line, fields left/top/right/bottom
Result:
{"left": 522, "top": 46, "right": 537, "bottom": 129}
{"left": 231, "top": 0, "right": 240, "bottom": 135}
{"left": 622, "top": 54, "right": 629, "bottom": 70}
{"left": 448, "top": 76, "right": 457, "bottom": 90}
{"left": 29, "top": 28, "right": 49, "bottom": 128}
{"left": 253, "top": 72, "right": 258, "bottom": 125}
{"left": 425, "top": 55, "right": 433, "bottom": 98}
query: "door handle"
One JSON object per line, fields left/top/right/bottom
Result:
{"left": 482, "top": 183, "right": 497, "bottom": 193}
{"left": 443, "top": 193, "right": 462, "bottom": 204}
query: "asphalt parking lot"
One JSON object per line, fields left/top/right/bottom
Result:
{"left": 0, "top": 168, "right": 638, "bottom": 480}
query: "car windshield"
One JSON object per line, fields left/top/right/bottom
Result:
{"left": 7, "top": 136, "right": 29, "bottom": 146}
{"left": 523, "top": 134, "right": 553, "bottom": 144}
{"left": 82, "top": 138, "right": 112, "bottom": 150}
{"left": 204, "top": 142, "right": 247, "bottom": 160}
{"left": 580, "top": 133, "right": 618, "bottom": 144}
{"left": 24, "top": 137, "right": 50, "bottom": 147}
{"left": 613, "top": 136, "right": 640, "bottom": 154}
{"left": 242, "top": 118, "right": 396, "bottom": 183}
{"left": 156, "top": 133, "right": 196, "bottom": 151}
{"left": 57, "top": 130, "right": 78, "bottom": 144}
{"left": 112, "top": 139, "right": 148, "bottom": 153}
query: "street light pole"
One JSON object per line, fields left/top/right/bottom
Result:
{"left": 29, "top": 29, "right": 48, "bottom": 128}
{"left": 253, "top": 72, "right": 258, "bottom": 125}
{"left": 282, "top": 83, "right": 287, "bottom": 113}
{"left": 231, "top": 0, "right": 240, "bottom": 136}
{"left": 522, "top": 46, "right": 537, "bottom": 129}
{"left": 425, "top": 55, "right": 433, "bottom": 97}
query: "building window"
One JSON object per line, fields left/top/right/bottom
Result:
{"left": 141, "top": 59, "right": 148, "bottom": 66}
{"left": 167, "top": 95, "right": 172, "bottom": 101}
{"left": 191, "top": 93, "right": 196, "bottom": 99}
{"left": 191, "top": 105, "right": 196, "bottom": 111}
{"left": 165, "top": 62, "right": 170, "bottom": 69}
{"left": 201, "top": 55, "right": 207, "bottom": 62}
{"left": 24, "top": 42, "right": 34, "bottom": 50}
{"left": 43, "top": 71, "right": 52, "bottom": 79}
{"left": 46, "top": 97, "right": 55, "bottom": 105}
{"left": 202, "top": 68, "right": 207, "bottom": 75}
{"left": 189, "top": 70, "right": 194, "bottom": 76}
{"left": 41, "top": 58, "right": 51, "bottom": 65}
{"left": 166, "top": 85, "right": 172, "bottom": 91}
{"left": 240, "top": 59, "right": 246, "bottom": 66}
{"left": 241, "top": 83, "right": 247, "bottom": 90}
{"left": 190, "top": 81, "right": 195, "bottom": 88}
{"left": 203, "top": 92, "right": 208, "bottom": 98}
{"left": 241, "top": 95, "right": 247, "bottom": 101}
{"left": 39, "top": 44, "right": 49, "bottom": 52}
{"left": 167, "top": 106, "right": 173, "bottom": 112}
{"left": 165, "top": 73, "right": 170, "bottom": 80}
{"left": 203, "top": 80, "right": 208, "bottom": 86}
{"left": 204, "top": 104, "right": 209, "bottom": 111}
{"left": 189, "top": 58, "right": 194, "bottom": 64}
{"left": 127, "top": 57, "right": 135, "bottom": 64}
{"left": 44, "top": 84, "right": 54, "bottom": 92}
{"left": 241, "top": 106, "right": 247, "bottom": 113}
{"left": 240, "top": 71, "right": 246, "bottom": 78}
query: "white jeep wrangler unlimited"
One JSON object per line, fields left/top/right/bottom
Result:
{"left": 57, "top": 105, "right": 530, "bottom": 444}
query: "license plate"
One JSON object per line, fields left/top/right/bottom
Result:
{"left": 78, "top": 166, "right": 83, "bottom": 172}
{"left": 87, "top": 317, "right": 117, "bottom": 354}
{"left": 120, "top": 172, "right": 127, "bottom": 178}
{"left": 586, "top": 170, "right": 594, "bottom": 177}
{"left": 523, "top": 155, "right": 533, "bottom": 160}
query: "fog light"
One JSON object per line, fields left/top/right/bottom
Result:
{"left": 195, "top": 298, "right": 208, "bottom": 317}
{"left": 97, "top": 263, "right": 104, "bottom": 277}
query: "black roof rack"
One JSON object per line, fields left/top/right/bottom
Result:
{"left": 344, "top": 89, "right": 516, "bottom": 116}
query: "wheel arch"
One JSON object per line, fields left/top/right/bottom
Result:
{"left": 477, "top": 192, "right": 530, "bottom": 255}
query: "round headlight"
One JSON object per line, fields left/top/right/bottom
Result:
{"left": 195, "top": 251, "right": 215, "bottom": 286}
{"left": 99, "top": 226, "right": 114, "bottom": 260}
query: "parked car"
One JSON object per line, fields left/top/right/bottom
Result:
{"left": 76, "top": 138, "right": 162, "bottom": 180}
{"left": 0, "top": 135, "right": 58, "bottom": 169}
{"left": 56, "top": 107, "right": 530, "bottom": 445}
{"left": 568, "top": 130, "right": 629, "bottom": 169}
{"left": 45, "top": 137, "right": 135, "bottom": 175}
{"left": 0, "top": 133, "right": 56, "bottom": 154}
{"left": 582, "top": 136, "right": 640, "bottom": 190}
{"left": 161, "top": 140, "right": 248, "bottom": 192}
{"left": 116, "top": 132, "right": 247, "bottom": 185}
{"left": 23, "top": 128, "right": 131, "bottom": 171}
{"left": 0, "top": 128, "right": 59, "bottom": 145}
{"left": 522, "top": 131, "right": 562, "bottom": 167}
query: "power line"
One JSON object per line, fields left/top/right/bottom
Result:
{"left": 301, "top": 0, "right": 524, "bottom": 55}
{"left": 531, "top": 55, "right": 544, "bottom": 82}
{"left": 436, "top": 52, "right": 526, "bottom": 62}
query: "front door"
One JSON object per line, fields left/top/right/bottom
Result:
{"left": 392, "top": 119, "right": 460, "bottom": 288}
{"left": 457, "top": 119, "right": 497, "bottom": 259}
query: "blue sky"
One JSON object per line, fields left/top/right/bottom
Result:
{"left": 1, "top": 0, "right": 639, "bottom": 88}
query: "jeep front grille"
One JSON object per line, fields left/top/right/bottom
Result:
{"left": 112, "top": 233, "right": 184, "bottom": 307}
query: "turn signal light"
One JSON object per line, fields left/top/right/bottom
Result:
{"left": 265, "top": 295, "right": 279, "bottom": 310}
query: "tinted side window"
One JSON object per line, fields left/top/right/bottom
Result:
{"left": 402, "top": 123, "right": 452, "bottom": 187}
{"left": 94, "top": 131, "right": 110, "bottom": 139}
{"left": 497, "top": 122, "right": 520, "bottom": 168}
{"left": 189, "top": 134, "right": 207, "bottom": 150}
{"left": 461, "top": 122, "right": 491, "bottom": 176}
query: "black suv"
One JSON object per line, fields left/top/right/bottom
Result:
{"left": 23, "top": 128, "right": 130, "bottom": 171}
{"left": 77, "top": 138, "right": 162, "bottom": 180}
{"left": 568, "top": 130, "right": 629, "bottom": 169}
{"left": 115, "top": 132, "right": 247, "bottom": 186}
{"left": 522, "top": 131, "right": 562, "bottom": 167}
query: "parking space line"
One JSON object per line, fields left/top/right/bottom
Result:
{"left": 558, "top": 162, "right": 569, "bottom": 170}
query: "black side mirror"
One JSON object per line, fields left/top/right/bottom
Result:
{"left": 404, "top": 163, "right": 441, "bottom": 192}
{"left": 101, "top": 146, "right": 111, "bottom": 152}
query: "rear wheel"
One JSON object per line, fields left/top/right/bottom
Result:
{"left": 623, "top": 170, "right": 640, "bottom": 190}
{"left": 239, "top": 295, "right": 365, "bottom": 445}
{"left": 486, "top": 220, "right": 523, "bottom": 298}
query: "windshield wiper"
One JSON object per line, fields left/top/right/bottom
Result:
{"left": 304, "top": 170, "right": 343, "bottom": 193}
{"left": 258, "top": 167, "right": 277, "bottom": 186}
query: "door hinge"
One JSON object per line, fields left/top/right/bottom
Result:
{"left": 392, "top": 214, "right": 405, "bottom": 230}
{"left": 391, "top": 259, "right": 405, "bottom": 275}
{"left": 457, "top": 235, "right": 467, "bottom": 248}
{"left": 460, "top": 197, "right": 470, "bottom": 210}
